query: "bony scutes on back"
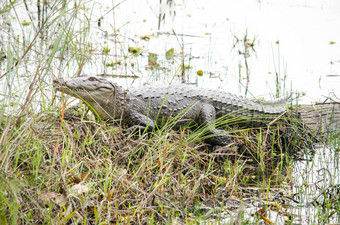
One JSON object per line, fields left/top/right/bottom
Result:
{"left": 53, "top": 76, "right": 290, "bottom": 148}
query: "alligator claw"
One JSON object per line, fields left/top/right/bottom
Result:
{"left": 124, "top": 125, "right": 148, "bottom": 137}
{"left": 212, "top": 145, "right": 230, "bottom": 162}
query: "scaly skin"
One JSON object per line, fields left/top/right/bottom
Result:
{"left": 53, "top": 76, "right": 287, "bottom": 146}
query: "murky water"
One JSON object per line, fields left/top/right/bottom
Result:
{"left": 1, "top": 0, "right": 340, "bottom": 223}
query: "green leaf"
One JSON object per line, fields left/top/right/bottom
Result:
{"left": 128, "top": 47, "right": 141, "bottom": 55}
{"left": 165, "top": 48, "right": 174, "bottom": 61}
{"left": 22, "top": 20, "right": 32, "bottom": 26}
{"left": 102, "top": 46, "right": 110, "bottom": 55}
{"left": 196, "top": 70, "right": 203, "bottom": 76}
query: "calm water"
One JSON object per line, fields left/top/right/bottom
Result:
{"left": 85, "top": 0, "right": 340, "bottom": 102}
{"left": 2, "top": 0, "right": 339, "bottom": 101}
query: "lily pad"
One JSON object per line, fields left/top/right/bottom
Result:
{"left": 165, "top": 48, "right": 174, "bottom": 61}
{"left": 102, "top": 46, "right": 110, "bottom": 55}
{"left": 128, "top": 47, "right": 141, "bottom": 55}
{"left": 140, "top": 35, "right": 150, "bottom": 41}
{"left": 22, "top": 20, "right": 31, "bottom": 26}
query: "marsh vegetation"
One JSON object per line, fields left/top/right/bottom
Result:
{"left": 0, "top": 0, "right": 339, "bottom": 224}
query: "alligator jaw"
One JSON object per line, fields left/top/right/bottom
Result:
{"left": 53, "top": 76, "right": 119, "bottom": 120}
{"left": 53, "top": 77, "right": 67, "bottom": 93}
{"left": 53, "top": 76, "right": 115, "bottom": 98}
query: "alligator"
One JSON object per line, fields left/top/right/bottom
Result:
{"left": 53, "top": 76, "right": 290, "bottom": 147}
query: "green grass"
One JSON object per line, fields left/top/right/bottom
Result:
{"left": 0, "top": 100, "right": 312, "bottom": 224}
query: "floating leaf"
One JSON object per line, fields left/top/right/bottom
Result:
{"left": 102, "top": 46, "right": 110, "bottom": 55}
{"left": 22, "top": 20, "right": 31, "bottom": 26}
{"left": 165, "top": 48, "right": 174, "bottom": 61}
{"left": 128, "top": 47, "right": 141, "bottom": 55}
{"left": 329, "top": 41, "right": 336, "bottom": 45}
{"left": 275, "top": 40, "right": 279, "bottom": 44}
{"left": 140, "top": 35, "right": 150, "bottom": 41}
{"left": 106, "top": 61, "right": 121, "bottom": 67}
{"left": 183, "top": 65, "right": 192, "bottom": 70}
{"left": 196, "top": 70, "right": 203, "bottom": 76}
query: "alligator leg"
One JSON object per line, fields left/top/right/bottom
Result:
{"left": 124, "top": 110, "right": 156, "bottom": 135}
{"left": 198, "top": 103, "right": 231, "bottom": 146}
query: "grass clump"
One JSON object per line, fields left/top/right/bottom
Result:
{"left": 0, "top": 102, "right": 314, "bottom": 224}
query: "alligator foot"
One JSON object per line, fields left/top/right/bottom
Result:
{"left": 206, "top": 129, "right": 232, "bottom": 146}
{"left": 212, "top": 145, "right": 231, "bottom": 162}
{"left": 124, "top": 125, "right": 148, "bottom": 138}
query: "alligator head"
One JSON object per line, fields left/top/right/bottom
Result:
{"left": 53, "top": 76, "right": 122, "bottom": 120}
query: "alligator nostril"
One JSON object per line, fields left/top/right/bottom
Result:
{"left": 53, "top": 78, "right": 65, "bottom": 84}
